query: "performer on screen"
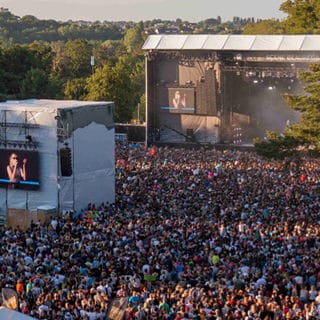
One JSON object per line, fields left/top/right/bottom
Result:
{"left": 172, "top": 90, "right": 186, "bottom": 109}
{"left": 7, "top": 152, "right": 27, "bottom": 187}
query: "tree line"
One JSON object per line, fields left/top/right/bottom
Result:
{"left": 0, "top": 9, "right": 122, "bottom": 46}
{"left": 0, "top": 13, "right": 146, "bottom": 123}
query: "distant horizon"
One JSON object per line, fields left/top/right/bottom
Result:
{"left": 0, "top": 0, "right": 286, "bottom": 23}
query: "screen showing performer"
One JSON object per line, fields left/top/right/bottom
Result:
{"left": 160, "top": 88, "right": 195, "bottom": 114}
{"left": 172, "top": 90, "right": 186, "bottom": 109}
{"left": 0, "top": 149, "right": 40, "bottom": 190}
{"left": 7, "top": 152, "right": 27, "bottom": 184}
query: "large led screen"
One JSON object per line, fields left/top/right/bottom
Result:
{"left": 0, "top": 149, "right": 40, "bottom": 190}
{"left": 160, "top": 88, "right": 195, "bottom": 114}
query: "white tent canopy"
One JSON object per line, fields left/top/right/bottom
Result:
{"left": 0, "top": 308, "right": 36, "bottom": 320}
{"left": 142, "top": 34, "right": 320, "bottom": 51}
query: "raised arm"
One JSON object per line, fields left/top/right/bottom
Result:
{"left": 20, "top": 158, "right": 27, "bottom": 181}
{"left": 7, "top": 164, "right": 17, "bottom": 182}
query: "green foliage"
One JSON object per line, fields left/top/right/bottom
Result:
{"left": 0, "top": 9, "right": 122, "bottom": 44}
{"left": 242, "top": 0, "right": 320, "bottom": 35}
{"left": 46, "top": 74, "right": 65, "bottom": 99}
{"left": 0, "top": 48, "right": 7, "bottom": 94}
{"left": 280, "top": 0, "right": 320, "bottom": 34}
{"left": 93, "top": 40, "right": 122, "bottom": 66}
{"left": 64, "top": 39, "right": 93, "bottom": 78}
{"left": 0, "top": 45, "right": 40, "bottom": 96}
{"left": 120, "top": 54, "right": 145, "bottom": 108}
{"left": 0, "top": 41, "right": 65, "bottom": 99}
{"left": 242, "top": 19, "right": 284, "bottom": 34}
{"left": 28, "top": 41, "right": 54, "bottom": 73}
{"left": 20, "top": 68, "right": 49, "bottom": 99}
{"left": 64, "top": 78, "right": 88, "bottom": 100}
{"left": 0, "top": 9, "right": 19, "bottom": 34}
{"left": 0, "top": 26, "right": 13, "bottom": 47}
{"left": 50, "top": 41, "right": 68, "bottom": 79}
{"left": 132, "top": 94, "right": 146, "bottom": 123}
{"left": 282, "top": 62, "right": 320, "bottom": 150}
{"left": 254, "top": 131, "right": 300, "bottom": 159}
{"left": 123, "top": 23, "right": 145, "bottom": 54}
{"left": 85, "top": 61, "right": 136, "bottom": 122}
{"left": 256, "top": 61, "right": 320, "bottom": 158}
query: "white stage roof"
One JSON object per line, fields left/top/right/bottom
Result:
{"left": 0, "top": 99, "right": 112, "bottom": 111}
{"left": 142, "top": 35, "right": 320, "bottom": 51}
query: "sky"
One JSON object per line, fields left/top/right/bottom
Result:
{"left": 0, "top": 0, "right": 286, "bottom": 22}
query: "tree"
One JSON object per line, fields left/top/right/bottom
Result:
{"left": 280, "top": 0, "right": 320, "bottom": 34}
{"left": 0, "top": 42, "right": 63, "bottom": 99}
{"left": 132, "top": 94, "right": 146, "bottom": 123}
{"left": 123, "top": 22, "right": 145, "bottom": 54}
{"left": 175, "top": 18, "right": 182, "bottom": 27}
{"left": 50, "top": 41, "right": 68, "bottom": 78}
{"left": 120, "top": 54, "right": 145, "bottom": 110}
{"left": 64, "top": 39, "right": 93, "bottom": 78}
{"left": 254, "top": 62, "right": 320, "bottom": 158}
{"left": 46, "top": 74, "right": 65, "bottom": 99}
{"left": 28, "top": 41, "right": 54, "bottom": 73}
{"left": 0, "top": 27, "right": 13, "bottom": 47}
{"left": 0, "top": 9, "right": 19, "bottom": 37}
{"left": 242, "top": 19, "right": 284, "bottom": 34}
{"left": 1, "top": 45, "right": 39, "bottom": 96}
{"left": 64, "top": 78, "right": 88, "bottom": 100}
{"left": 242, "top": 0, "right": 320, "bottom": 35}
{"left": 20, "top": 68, "right": 49, "bottom": 98}
{"left": 85, "top": 61, "right": 136, "bottom": 122}
{"left": 254, "top": 131, "right": 300, "bottom": 159}
{"left": 282, "top": 62, "right": 320, "bottom": 152}
{"left": 20, "top": 15, "right": 40, "bottom": 29}
{"left": 0, "top": 47, "right": 7, "bottom": 95}
{"left": 93, "top": 40, "right": 122, "bottom": 66}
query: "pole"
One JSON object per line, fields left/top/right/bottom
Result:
{"left": 57, "top": 148, "right": 60, "bottom": 214}
{"left": 144, "top": 54, "right": 148, "bottom": 146}
{"left": 26, "top": 192, "right": 28, "bottom": 211}
{"left": 90, "top": 55, "right": 95, "bottom": 74}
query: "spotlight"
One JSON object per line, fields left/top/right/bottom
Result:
{"left": 235, "top": 53, "right": 242, "bottom": 61}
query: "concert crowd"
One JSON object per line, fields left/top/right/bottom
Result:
{"left": 1, "top": 142, "right": 320, "bottom": 319}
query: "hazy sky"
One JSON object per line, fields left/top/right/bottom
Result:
{"left": 0, "top": 0, "right": 286, "bottom": 22}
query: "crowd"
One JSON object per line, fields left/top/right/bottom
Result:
{"left": 1, "top": 142, "right": 320, "bottom": 319}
